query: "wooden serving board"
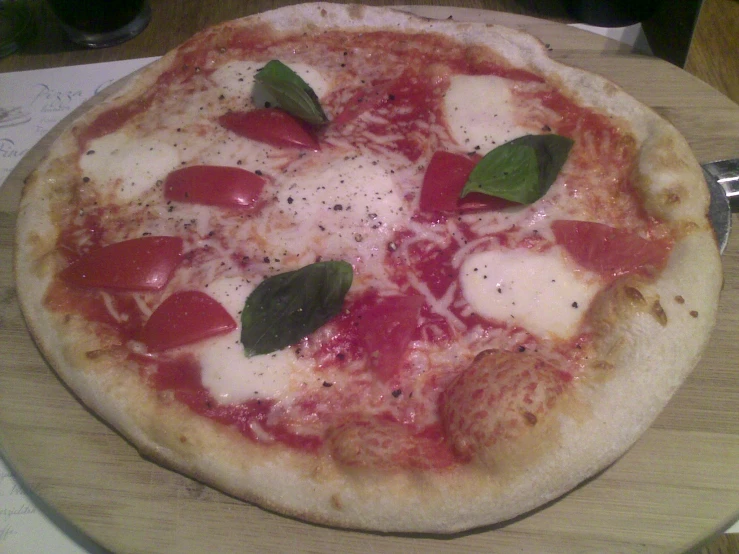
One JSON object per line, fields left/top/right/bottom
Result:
{"left": 1, "top": 8, "right": 738, "bottom": 553}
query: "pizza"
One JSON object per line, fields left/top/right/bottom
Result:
{"left": 14, "top": 3, "right": 722, "bottom": 532}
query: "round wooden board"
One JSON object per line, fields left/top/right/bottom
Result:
{"left": 1, "top": 7, "right": 738, "bottom": 554}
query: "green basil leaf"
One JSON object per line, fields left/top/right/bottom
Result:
{"left": 241, "top": 261, "right": 353, "bottom": 356}
{"left": 461, "top": 134, "right": 574, "bottom": 205}
{"left": 254, "top": 60, "right": 328, "bottom": 125}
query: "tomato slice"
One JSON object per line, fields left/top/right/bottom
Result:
{"left": 141, "top": 291, "right": 237, "bottom": 352}
{"left": 551, "top": 220, "right": 673, "bottom": 277}
{"left": 164, "top": 165, "right": 265, "bottom": 209}
{"left": 419, "top": 151, "right": 516, "bottom": 213}
{"left": 360, "top": 295, "right": 424, "bottom": 380}
{"left": 218, "top": 108, "right": 319, "bottom": 150}
{"left": 60, "top": 236, "right": 183, "bottom": 291}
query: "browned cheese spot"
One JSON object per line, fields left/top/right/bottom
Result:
{"left": 662, "top": 188, "right": 682, "bottom": 205}
{"left": 331, "top": 493, "right": 343, "bottom": 510}
{"left": 674, "top": 295, "right": 685, "bottom": 304}
{"left": 522, "top": 411, "right": 538, "bottom": 426}
{"left": 85, "top": 349, "right": 105, "bottom": 360}
{"left": 593, "top": 360, "right": 615, "bottom": 371}
{"left": 652, "top": 300, "right": 668, "bottom": 326}
{"left": 624, "top": 286, "right": 646, "bottom": 306}
{"left": 473, "top": 349, "right": 495, "bottom": 363}
{"left": 690, "top": 310, "right": 699, "bottom": 318}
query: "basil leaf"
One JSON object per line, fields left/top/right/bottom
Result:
{"left": 241, "top": 261, "right": 353, "bottom": 356}
{"left": 254, "top": 60, "right": 328, "bottom": 125}
{"left": 461, "top": 134, "right": 574, "bottom": 205}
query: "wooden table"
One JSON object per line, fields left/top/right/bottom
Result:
{"left": 1, "top": 3, "right": 738, "bottom": 553}
{"left": 685, "top": 0, "right": 739, "bottom": 105}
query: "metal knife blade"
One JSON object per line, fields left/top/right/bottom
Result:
{"left": 704, "top": 158, "right": 737, "bottom": 254}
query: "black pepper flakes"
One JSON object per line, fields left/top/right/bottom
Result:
{"left": 391, "top": 389, "right": 402, "bottom": 398}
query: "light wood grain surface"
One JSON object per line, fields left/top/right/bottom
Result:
{"left": 686, "top": 0, "right": 739, "bottom": 105}
{"left": 1, "top": 5, "right": 738, "bottom": 554}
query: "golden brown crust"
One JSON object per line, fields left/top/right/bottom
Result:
{"left": 14, "top": 3, "right": 722, "bottom": 532}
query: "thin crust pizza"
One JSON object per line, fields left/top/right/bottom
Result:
{"left": 14, "top": 3, "right": 722, "bottom": 532}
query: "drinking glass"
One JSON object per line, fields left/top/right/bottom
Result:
{"left": 46, "top": 0, "right": 151, "bottom": 48}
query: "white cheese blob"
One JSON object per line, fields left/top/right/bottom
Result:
{"left": 80, "top": 132, "right": 180, "bottom": 201}
{"left": 459, "top": 247, "right": 602, "bottom": 339}
{"left": 199, "top": 336, "right": 304, "bottom": 403}
{"left": 206, "top": 276, "right": 254, "bottom": 319}
{"left": 211, "top": 60, "right": 330, "bottom": 109}
{"left": 444, "top": 75, "right": 531, "bottom": 151}
{"left": 263, "top": 154, "right": 405, "bottom": 269}
{"left": 197, "top": 276, "right": 316, "bottom": 403}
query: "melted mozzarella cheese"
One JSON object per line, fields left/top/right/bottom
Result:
{"left": 211, "top": 60, "right": 330, "bottom": 109}
{"left": 259, "top": 154, "right": 405, "bottom": 272}
{"left": 206, "top": 276, "right": 254, "bottom": 319}
{"left": 199, "top": 336, "right": 304, "bottom": 403}
{"left": 459, "top": 247, "right": 602, "bottom": 339}
{"left": 80, "top": 133, "right": 180, "bottom": 201}
{"left": 444, "top": 75, "right": 530, "bottom": 151}
{"left": 197, "top": 276, "right": 319, "bottom": 403}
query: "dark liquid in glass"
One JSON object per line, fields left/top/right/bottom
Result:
{"left": 47, "top": 0, "right": 145, "bottom": 34}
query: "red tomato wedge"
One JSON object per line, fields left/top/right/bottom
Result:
{"left": 361, "top": 295, "right": 424, "bottom": 380}
{"left": 218, "top": 108, "right": 319, "bottom": 150}
{"left": 419, "top": 151, "right": 516, "bottom": 213}
{"left": 551, "top": 220, "right": 673, "bottom": 278}
{"left": 141, "top": 291, "right": 237, "bottom": 352}
{"left": 60, "top": 236, "right": 183, "bottom": 291}
{"left": 164, "top": 165, "right": 266, "bottom": 209}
